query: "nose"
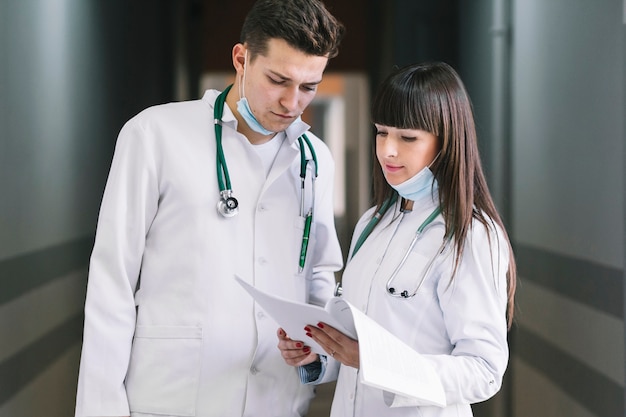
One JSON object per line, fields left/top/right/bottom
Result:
{"left": 379, "top": 136, "right": 398, "bottom": 157}
{"left": 279, "top": 87, "right": 299, "bottom": 112}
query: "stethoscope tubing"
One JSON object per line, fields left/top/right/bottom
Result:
{"left": 215, "top": 85, "right": 233, "bottom": 193}
{"left": 213, "top": 85, "right": 318, "bottom": 269}
{"left": 385, "top": 211, "right": 447, "bottom": 298}
{"left": 347, "top": 196, "right": 447, "bottom": 299}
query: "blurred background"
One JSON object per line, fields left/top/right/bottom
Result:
{"left": 0, "top": 0, "right": 624, "bottom": 416}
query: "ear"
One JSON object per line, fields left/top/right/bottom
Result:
{"left": 232, "top": 43, "right": 246, "bottom": 75}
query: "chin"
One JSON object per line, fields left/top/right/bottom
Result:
{"left": 384, "top": 175, "right": 402, "bottom": 186}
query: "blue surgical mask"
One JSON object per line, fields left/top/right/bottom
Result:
{"left": 236, "top": 97, "right": 274, "bottom": 135}
{"left": 236, "top": 50, "right": 274, "bottom": 136}
{"left": 391, "top": 166, "right": 438, "bottom": 202}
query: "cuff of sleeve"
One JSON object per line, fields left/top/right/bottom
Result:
{"left": 298, "top": 355, "right": 328, "bottom": 384}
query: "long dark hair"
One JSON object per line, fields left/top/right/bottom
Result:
{"left": 371, "top": 62, "right": 516, "bottom": 328}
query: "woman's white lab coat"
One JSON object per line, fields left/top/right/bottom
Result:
{"left": 75, "top": 89, "right": 343, "bottom": 417}
{"left": 330, "top": 191, "right": 509, "bottom": 417}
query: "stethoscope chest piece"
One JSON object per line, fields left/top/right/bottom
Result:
{"left": 217, "top": 190, "right": 239, "bottom": 218}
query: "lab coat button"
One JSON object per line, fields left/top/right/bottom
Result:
{"left": 250, "top": 367, "right": 259, "bottom": 375}
{"left": 257, "top": 204, "right": 266, "bottom": 212}
{"left": 257, "top": 311, "right": 265, "bottom": 319}
{"left": 258, "top": 257, "right": 267, "bottom": 265}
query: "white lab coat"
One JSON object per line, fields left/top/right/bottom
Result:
{"left": 330, "top": 191, "right": 509, "bottom": 417}
{"left": 75, "top": 89, "right": 343, "bottom": 417}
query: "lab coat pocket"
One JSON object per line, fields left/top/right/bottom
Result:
{"left": 126, "top": 325, "right": 202, "bottom": 416}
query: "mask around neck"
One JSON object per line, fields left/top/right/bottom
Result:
{"left": 390, "top": 166, "right": 438, "bottom": 202}
{"left": 236, "top": 97, "right": 274, "bottom": 135}
{"left": 236, "top": 50, "right": 274, "bottom": 136}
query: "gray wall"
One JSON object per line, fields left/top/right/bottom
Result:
{"left": 0, "top": 1, "right": 182, "bottom": 415}
{"left": 459, "top": 1, "right": 625, "bottom": 416}
{"left": 510, "top": 1, "right": 624, "bottom": 416}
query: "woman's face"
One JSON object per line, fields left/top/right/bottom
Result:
{"left": 375, "top": 124, "right": 439, "bottom": 186}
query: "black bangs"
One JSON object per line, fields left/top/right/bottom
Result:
{"left": 372, "top": 64, "right": 443, "bottom": 135}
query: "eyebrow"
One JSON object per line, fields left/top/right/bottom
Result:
{"left": 267, "top": 70, "right": 322, "bottom": 87}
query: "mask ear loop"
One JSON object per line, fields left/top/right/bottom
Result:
{"left": 428, "top": 150, "right": 442, "bottom": 169}
{"left": 239, "top": 50, "right": 247, "bottom": 101}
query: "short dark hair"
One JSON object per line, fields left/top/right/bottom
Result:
{"left": 240, "top": 0, "right": 344, "bottom": 60}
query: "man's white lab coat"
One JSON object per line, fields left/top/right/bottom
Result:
{"left": 75, "top": 89, "right": 343, "bottom": 417}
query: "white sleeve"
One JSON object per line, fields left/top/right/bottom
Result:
{"left": 387, "top": 221, "right": 510, "bottom": 408}
{"left": 75, "top": 116, "right": 159, "bottom": 417}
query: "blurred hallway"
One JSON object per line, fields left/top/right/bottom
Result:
{"left": 1, "top": 1, "right": 624, "bottom": 416}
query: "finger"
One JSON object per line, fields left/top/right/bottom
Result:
{"left": 316, "top": 322, "right": 352, "bottom": 343}
{"left": 278, "top": 337, "right": 308, "bottom": 351}
{"left": 277, "top": 328, "right": 320, "bottom": 367}
{"left": 305, "top": 323, "right": 358, "bottom": 366}
{"left": 277, "top": 328, "right": 307, "bottom": 351}
{"left": 304, "top": 324, "right": 337, "bottom": 357}
{"left": 277, "top": 327, "right": 290, "bottom": 341}
{"left": 296, "top": 349, "right": 319, "bottom": 366}
{"left": 283, "top": 346, "right": 317, "bottom": 367}
{"left": 305, "top": 323, "right": 345, "bottom": 348}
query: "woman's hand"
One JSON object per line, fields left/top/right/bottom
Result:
{"left": 276, "top": 328, "right": 319, "bottom": 366}
{"left": 305, "top": 322, "right": 359, "bottom": 368}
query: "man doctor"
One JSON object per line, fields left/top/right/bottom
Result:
{"left": 74, "top": 1, "right": 344, "bottom": 416}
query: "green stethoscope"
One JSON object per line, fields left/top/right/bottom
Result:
{"left": 335, "top": 193, "right": 447, "bottom": 299}
{"left": 214, "top": 84, "right": 318, "bottom": 271}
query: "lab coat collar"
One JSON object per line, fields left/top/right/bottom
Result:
{"left": 204, "top": 89, "right": 238, "bottom": 130}
{"left": 283, "top": 117, "right": 311, "bottom": 145}
{"left": 203, "top": 89, "right": 311, "bottom": 146}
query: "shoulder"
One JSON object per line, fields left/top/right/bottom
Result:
{"left": 466, "top": 213, "right": 510, "bottom": 263}
{"left": 116, "top": 98, "right": 209, "bottom": 147}
{"left": 469, "top": 213, "right": 506, "bottom": 241}
{"left": 352, "top": 205, "right": 378, "bottom": 236}
{"left": 128, "top": 98, "right": 207, "bottom": 128}
{"left": 114, "top": 98, "right": 210, "bottom": 157}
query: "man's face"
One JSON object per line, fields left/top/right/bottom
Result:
{"left": 238, "top": 38, "right": 329, "bottom": 134}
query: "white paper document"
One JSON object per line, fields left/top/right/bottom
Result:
{"left": 235, "top": 276, "right": 446, "bottom": 407}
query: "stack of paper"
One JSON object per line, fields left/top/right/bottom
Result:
{"left": 235, "top": 276, "right": 446, "bottom": 407}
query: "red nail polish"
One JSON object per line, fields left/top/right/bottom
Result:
{"left": 317, "top": 322, "right": 324, "bottom": 329}
{"left": 303, "top": 346, "right": 311, "bottom": 353}
{"left": 304, "top": 326, "right": 311, "bottom": 332}
{"left": 296, "top": 342, "right": 303, "bottom": 348}
{"left": 306, "top": 332, "right": 312, "bottom": 338}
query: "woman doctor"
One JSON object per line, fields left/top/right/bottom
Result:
{"left": 278, "top": 61, "right": 517, "bottom": 416}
